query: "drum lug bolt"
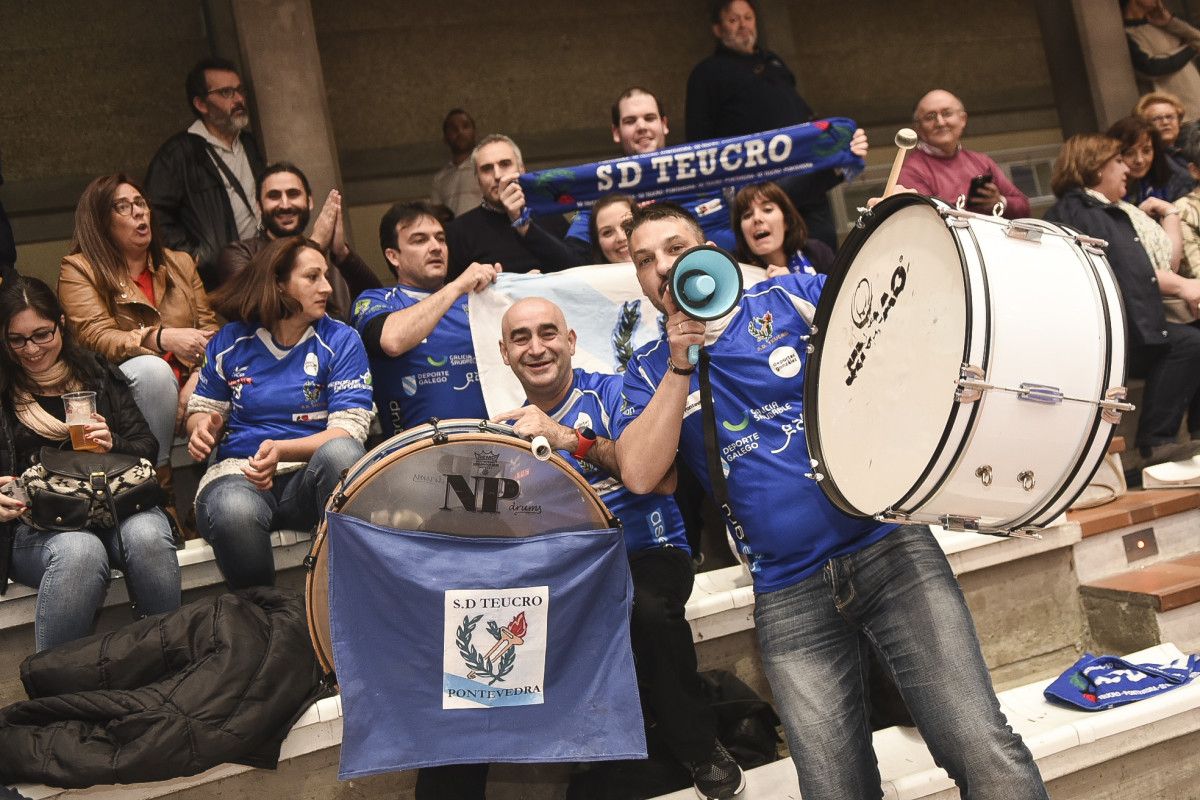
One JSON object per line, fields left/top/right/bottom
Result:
{"left": 1017, "top": 470, "right": 1036, "bottom": 492}
{"left": 1100, "top": 387, "right": 1135, "bottom": 424}
{"left": 975, "top": 465, "right": 993, "bottom": 487}
{"left": 955, "top": 364, "right": 986, "bottom": 403}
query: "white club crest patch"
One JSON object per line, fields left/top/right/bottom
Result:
{"left": 442, "top": 586, "right": 548, "bottom": 709}
{"left": 304, "top": 352, "right": 320, "bottom": 376}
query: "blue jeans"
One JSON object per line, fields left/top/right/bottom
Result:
{"left": 196, "top": 437, "right": 364, "bottom": 589}
{"left": 754, "top": 525, "right": 1047, "bottom": 800}
{"left": 121, "top": 354, "right": 179, "bottom": 466}
{"left": 10, "top": 508, "right": 181, "bottom": 652}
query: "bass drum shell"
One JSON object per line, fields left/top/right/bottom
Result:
{"left": 803, "top": 194, "right": 1126, "bottom": 532}
{"left": 305, "top": 419, "right": 614, "bottom": 679}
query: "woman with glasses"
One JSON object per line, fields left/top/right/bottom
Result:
{"left": 1045, "top": 134, "right": 1200, "bottom": 466}
{"left": 1107, "top": 116, "right": 1194, "bottom": 203}
{"left": 732, "top": 181, "right": 833, "bottom": 278}
{"left": 185, "top": 237, "right": 371, "bottom": 589}
{"left": 0, "top": 278, "right": 180, "bottom": 652}
{"left": 57, "top": 173, "right": 219, "bottom": 533}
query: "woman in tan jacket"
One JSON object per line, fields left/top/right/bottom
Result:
{"left": 58, "top": 174, "right": 218, "bottom": 484}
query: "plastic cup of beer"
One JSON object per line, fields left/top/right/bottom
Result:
{"left": 63, "top": 391, "right": 101, "bottom": 452}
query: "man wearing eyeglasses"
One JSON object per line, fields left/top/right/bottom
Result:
{"left": 145, "top": 57, "right": 265, "bottom": 289}
{"left": 898, "top": 89, "right": 1030, "bottom": 219}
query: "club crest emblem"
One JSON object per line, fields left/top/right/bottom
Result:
{"left": 302, "top": 380, "right": 322, "bottom": 404}
{"left": 748, "top": 310, "right": 773, "bottom": 342}
{"left": 443, "top": 587, "right": 548, "bottom": 709}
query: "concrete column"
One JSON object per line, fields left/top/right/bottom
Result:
{"left": 1068, "top": 0, "right": 1139, "bottom": 131}
{"left": 228, "top": 0, "right": 343, "bottom": 209}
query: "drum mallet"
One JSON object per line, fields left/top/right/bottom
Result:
{"left": 883, "top": 128, "right": 918, "bottom": 196}
{"left": 531, "top": 435, "right": 552, "bottom": 461}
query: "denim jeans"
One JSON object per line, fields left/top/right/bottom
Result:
{"left": 10, "top": 507, "right": 181, "bottom": 652}
{"left": 195, "top": 437, "right": 364, "bottom": 589}
{"left": 121, "top": 354, "right": 179, "bottom": 466}
{"left": 754, "top": 525, "right": 1048, "bottom": 800}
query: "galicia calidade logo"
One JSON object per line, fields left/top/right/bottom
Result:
{"left": 443, "top": 587, "right": 548, "bottom": 709}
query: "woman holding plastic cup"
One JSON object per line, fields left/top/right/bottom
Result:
{"left": 0, "top": 277, "right": 180, "bottom": 652}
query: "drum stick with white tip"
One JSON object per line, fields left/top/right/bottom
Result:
{"left": 883, "top": 128, "right": 918, "bottom": 197}
{"left": 531, "top": 435, "right": 552, "bottom": 461}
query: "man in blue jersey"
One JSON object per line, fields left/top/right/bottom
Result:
{"left": 613, "top": 203, "right": 1048, "bottom": 800}
{"left": 351, "top": 201, "right": 499, "bottom": 436}
{"left": 488, "top": 296, "right": 744, "bottom": 800}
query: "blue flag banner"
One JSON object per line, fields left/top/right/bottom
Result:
{"left": 519, "top": 117, "right": 864, "bottom": 217}
{"left": 326, "top": 511, "right": 647, "bottom": 777}
{"left": 1044, "top": 652, "right": 1200, "bottom": 711}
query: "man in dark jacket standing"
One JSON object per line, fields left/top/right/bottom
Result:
{"left": 144, "top": 57, "right": 265, "bottom": 288}
{"left": 684, "top": 0, "right": 844, "bottom": 249}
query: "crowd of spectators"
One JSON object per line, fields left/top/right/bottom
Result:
{"left": 4, "top": 1, "right": 1200, "bottom": 799}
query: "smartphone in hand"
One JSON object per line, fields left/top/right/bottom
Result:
{"left": 967, "top": 173, "right": 993, "bottom": 200}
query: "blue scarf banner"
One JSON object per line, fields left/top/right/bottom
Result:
{"left": 1044, "top": 652, "right": 1200, "bottom": 711}
{"left": 326, "top": 511, "right": 647, "bottom": 777}
{"left": 519, "top": 118, "right": 864, "bottom": 217}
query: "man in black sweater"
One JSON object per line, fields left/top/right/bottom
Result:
{"left": 445, "top": 134, "right": 585, "bottom": 280}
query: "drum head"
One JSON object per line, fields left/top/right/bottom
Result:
{"left": 306, "top": 420, "right": 614, "bottom": 678}
{"left": 804, "top": 196, "right": 970, "bottom": 517}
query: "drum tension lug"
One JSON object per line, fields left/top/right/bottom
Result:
{"left": 303, "top": 553, "right": 317, "bottom": 570}
{"left": 955, "top": 364, "right": 986, "bottom": 403}
{"left": 1005, "top": 222, "right": 1043, "bottom": 242}
{"left": 804, "top": 458, "right": 823, "bottom": 482}
{"left": 975, "top": 465, "right": 993, "bottom": 487}
{"left": 939, "top": 514, "right": 980, "bottom": 533}
{"left": 1017, "top": 470, "right": 1036, "bottom": 492}
{"left": 1100, "top": 387, "right": 1135, "bottom": 424}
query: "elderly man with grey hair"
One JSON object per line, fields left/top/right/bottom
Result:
{"left": 445, "top": 133, "right": 586, "bottom": 278}
{"left": 897, "top": 88, "right": 1030, "bottom": 219}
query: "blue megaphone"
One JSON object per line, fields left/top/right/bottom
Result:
{"left": 669, "top": 245, "right": 744, "bottom": 364}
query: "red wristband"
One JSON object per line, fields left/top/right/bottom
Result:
{"left": 572, "top": 427, "right": 597, "bottom": 460}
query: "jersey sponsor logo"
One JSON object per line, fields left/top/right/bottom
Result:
{"left": 353, "top": 298, "right": 373, "bottom": 317}
{"left": 750, "top": 401, "right": 793, "bottom": 421}
{"left": 722, "top": 413, "right": 750, "bottom": 432}
{"left": 402, "top": 375, "right": 418, "bottom": 396}
{"left": 721, "top": 432, "right": 759, "bottom": 463}
{"left": 846, "top": 260, "right": 909, "bottom": 386}
{"left": 454, "top": 371, "right": 479, "bottom": 391}
{"left": 683, "top": 390, "right": 702, "bottom": 418}
{"left": 292, "top": 410, "right": 329, "bottom": 422}
{"left": 304, "top": 352, "right": 319, "bottom": 376}
{"left": 770, "top": 418, "right": 805, "bottom": 455}
{"left": 768, "top": 346, "right": 801, "bottom": 378}
{"left": 450, "top": 354, "right": 476, "bottom": 366}
{"left": 227, "top": 375, "right": 253, "bottom": 400}
{"left": 328, "top": 376, "right": 370, "bottom": 392}
{"left": 427, "top": 355, "right": 448, "bottom": 366}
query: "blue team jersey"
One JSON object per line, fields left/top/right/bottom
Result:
{"left": 351, "top": 285, "right": 486, "bottom": 435}
{"left": 543, "top": 369, "right": 689, "bottom": 556}
{"left": 613, "top": 272, "right": 894, "bottom": 593}
{"left": 196, "top": 316, "right": 373, "bottom": 461}
{"left": 567, "top": 192, "right": 737, "bottom": 254}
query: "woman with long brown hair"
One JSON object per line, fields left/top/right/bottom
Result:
{"left": 0, "top": 278, "right": 179, "bottom": 652}
{"left": 58, "top": 173, "right": 218, "bottom": 522}
{"left": 185, "top": 237, "right": 372, "bottom": 589}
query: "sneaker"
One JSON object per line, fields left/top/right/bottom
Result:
{"left": 687, "top": 740, "right": 746, "bottom": 799}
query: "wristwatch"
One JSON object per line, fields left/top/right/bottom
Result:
{"left": 572, "top": 427, "right": 597, "bottom": 460}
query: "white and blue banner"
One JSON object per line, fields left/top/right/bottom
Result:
{"left": 468, "top": 264, "right": 765, "bottom": 416}
{"left": 1044, "top": 651, "right": 1200, "bottom": 711}
{"left": 327, "top": 511, "right": 647, "bottom": 777}
{"left": 519, "top": 118, "right": 864, "bottom": 217}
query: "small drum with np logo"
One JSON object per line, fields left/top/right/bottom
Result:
{"left": 803, "top": 194, "right": 1133, "bottom": 535}
{"left": 305, "top": 419, "right": 615, "bottom": 679}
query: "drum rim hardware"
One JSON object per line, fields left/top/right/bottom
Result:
{"left": 953, "top": 363, "right": 1135, "bottom": 421}
{"left": 877, "top": 509, "right": 1044, "bottom": 540}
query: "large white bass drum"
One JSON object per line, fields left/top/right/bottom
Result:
{"left": 803, "top": 194, "right": 1133, "bottom": 535}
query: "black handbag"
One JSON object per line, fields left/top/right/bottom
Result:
{"left": 20, "top": 447, "right": 165, "bottom": 533}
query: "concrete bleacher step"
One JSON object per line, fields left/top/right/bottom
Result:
{"left": 650, "top": 643, "right": 1200, "bottom": 800}
{"left": 1067, "top": 488, "right": 1200, "bottom": 585}
{"left": 1080, "top": 554, "right": 1200, "bottom": 656}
